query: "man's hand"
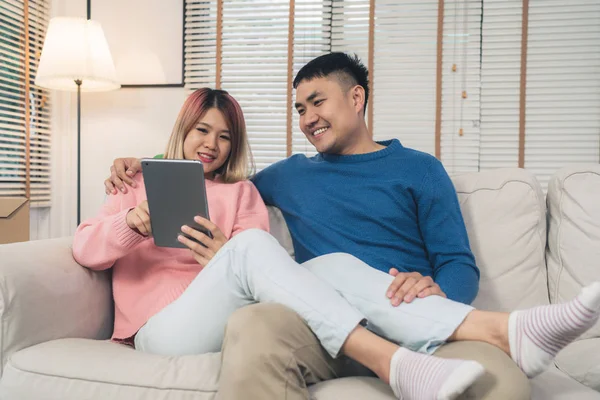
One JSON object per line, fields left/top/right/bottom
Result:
{"left": 177, "top": 216, "right": 229, "bottom": 267}
{"left": 105, "top": 157, "right": 142, "bottom": 195}
{"left": 126, "top": 200, "right": 152, "bottom": 236}
{"left": 386, "top": 268, "right": 446, "bottom": 306}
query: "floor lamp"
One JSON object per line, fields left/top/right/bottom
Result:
{"left": 35, "top": 17, "right": 120, "bottom": 226}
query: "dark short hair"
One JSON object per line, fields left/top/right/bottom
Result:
{"left": 293, "top": 52, "right": 369, "bottom": 114}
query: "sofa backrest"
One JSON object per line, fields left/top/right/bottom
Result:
{"left": 267, "top": 206, "right": 294, "bottom": 257}
{"left": 451, "top": 168, "right": 549, "bottom": 311}
{"left": 546, "top": 164, "right": 600, "bottom": 339}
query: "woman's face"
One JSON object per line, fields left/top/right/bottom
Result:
{"left": 183, "top": 107, "right": 232, "bottom": 178}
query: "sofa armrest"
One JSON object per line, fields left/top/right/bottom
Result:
{"left": 0, "top": 237, "right": 113, "bottom": 374}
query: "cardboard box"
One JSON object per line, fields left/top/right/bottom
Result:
{"left": 0, "top": 197, "right": 30, "bottom": 244}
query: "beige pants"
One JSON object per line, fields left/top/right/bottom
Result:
{"left": 217, "top": 303, "right": 531, "bottom": 400}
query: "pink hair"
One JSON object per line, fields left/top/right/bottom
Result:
{"left": 164, "top": 88, "right": 253, "bottom": 182}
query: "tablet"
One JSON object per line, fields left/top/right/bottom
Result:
{"left": 141, "top": 158, "right": 211, "bottom": 248}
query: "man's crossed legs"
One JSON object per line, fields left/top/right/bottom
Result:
{"left": 218, "top": 303, "right": 531, "bottom": 400}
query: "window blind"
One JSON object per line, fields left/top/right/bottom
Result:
{"left": 220, "top": 0, "right": 292, "bottom": 170}
{"left": 185, "top": 0, "right": 293, "bottom": 171}
{"left": 524, "top": 0, "right": 600, "bottom": 189}
{"left": 0, "top": 1, "right": 28, "bottom": 199}
{"left": 441, "top": 0, "right": 482, "bottom": 174}
{"left": 333, "top": 0, "right": 481, "bottom": 174}
{"left": 184, "top": 1, "right": 218, "bottom": 91}
{"left": 28, "top": 0, "right": 51, "bottom": 205}
{"left": 291, "top": 0, "right": 332, "bottom": 158}
{"left": 0, "top": 0, "right": 51, "bottom": 206}
{"left": 371, "top": 0, "right": 438, "bottom": 154}
{"left": 479, "top": 0, "right": 524, "bottom": 171}
{"left": 331, "top": 0, "right": 370, "bottom": 134}
{"left": 184, "top": 0, "right": 599, "bottom": 178}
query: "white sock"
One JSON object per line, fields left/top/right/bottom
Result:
{"left": 508, "top": 281, "right": 600, "bottom": 378}
{"left": 389, "top": 347, "right": 485, "bottom": 400}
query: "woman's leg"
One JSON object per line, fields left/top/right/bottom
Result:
{"left": 304, "top": 253, "right": 600, "bottom": 378}
{"left": 135, "top": 229, "right": 365, "bottom": 356}
{"left": 301, "top": 253, "right": 474, "bottom": 354}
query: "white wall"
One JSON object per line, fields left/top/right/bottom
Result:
{"left": 30, "top": 0, "right": 186, "bottom": 239}
{"left": 79, "top": 89, "right": 185, "bottom": 221}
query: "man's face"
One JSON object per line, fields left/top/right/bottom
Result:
{"left": 294, "top": 76, "right": 361, "bottom": 155}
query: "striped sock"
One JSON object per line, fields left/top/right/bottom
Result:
{"left": 508, "top": 281, "right": 600, "bottom": 378}
{"left": 389, "top": 347, "right": 485, "bottom": 400}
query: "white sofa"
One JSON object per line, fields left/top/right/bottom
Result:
{"left": 0, "top": 165, "right": 598, "bottom": 399}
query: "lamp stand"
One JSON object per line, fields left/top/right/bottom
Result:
{"left": 75, "top": 79, "right": 82, "bottom": 226}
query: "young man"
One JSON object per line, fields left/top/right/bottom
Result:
{"left": 104, "top": 53, "right": 599, "bottom": 400}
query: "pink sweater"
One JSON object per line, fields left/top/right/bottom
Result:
{"left": 72, "top": 174, "right": 270, "bottom": 340}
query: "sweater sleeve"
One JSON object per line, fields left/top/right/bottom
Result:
{"left": 72, "top": 185, "right": 149, "bottom": 271}
{"left": 416, "top": 158, "right": 480, "bottom": 304}
{"left": 231, "top": 181, "right": 270, "bottom": 237}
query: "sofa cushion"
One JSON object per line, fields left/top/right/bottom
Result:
{"left": 530, "top": 366, "right": 600, "bottom": 400}
{"left": 451, "top": 168, "right": 549, "bottom": 311}
{"left": 3, "top": 339, "right": 599, "bottom": 400}
{"left": 554, "top": 338, "right": 600, "bottom": 391}
{"left": 0, "top": 338, "right": 220, "bottom": 400}
{"left": 309, "top": 368, "right": 600, "bottom": 400}
{"left": 546, "top": 164, "right": 600, "bottom": 390}
{"left": 546, "top": 164, "right": 600, "bottom": 340}
{"left": 310, "top": 376, "right": 395, "bottom": 399}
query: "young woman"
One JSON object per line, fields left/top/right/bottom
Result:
{"left": 73, "top": 88, "right": 269, "bottom": 349}
{"left": 75, "top": 88, "right": 600, "bottom": 400}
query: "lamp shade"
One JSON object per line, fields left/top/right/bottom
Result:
{"left": 35, "top": 17, "right": 120, "bottom": 92}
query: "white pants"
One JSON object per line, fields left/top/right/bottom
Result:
{"left": 135, "top": 229, "right": 474, "bottom": 357}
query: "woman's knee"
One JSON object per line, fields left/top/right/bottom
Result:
{"left": 233, "top": 228, "right": 272, "bottom": 242}
{"left": 228, "top": 228, "right": 276, "bottom": 250}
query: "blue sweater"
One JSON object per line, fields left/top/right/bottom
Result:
{"left": 252, "top": 139, "right": 480, "bottom": 304}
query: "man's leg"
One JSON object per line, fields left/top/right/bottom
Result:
{"left": 218, "top": 304, "right": 530, "bottom": 400}
{"left": 217, "top": 303, "right": 350, "bottom": 400}
{"left": 434, "top": 341, "right": 531, "bottom": 400}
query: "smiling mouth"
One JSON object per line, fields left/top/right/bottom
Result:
{"left": 312, "top": 127, "right": 329, "bottom": 137}
{"left": 197, "top": 152, "right": 216, "bottom": 163}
